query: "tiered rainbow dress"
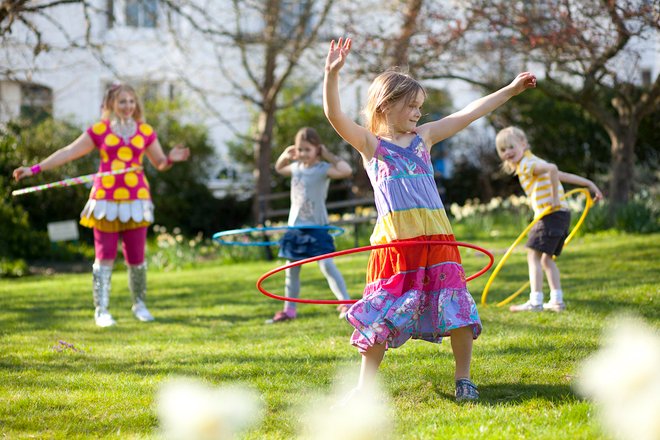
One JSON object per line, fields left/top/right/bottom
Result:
{"left": 345, "top": 135, "right": 482, "bottom": 353}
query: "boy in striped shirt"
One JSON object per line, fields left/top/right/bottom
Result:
{"left": 495, "top": 127, "right": 603, "bottom": 312}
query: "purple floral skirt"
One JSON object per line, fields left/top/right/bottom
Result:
{"left": 345, "top": 261, "right": 482, "bottom": 353}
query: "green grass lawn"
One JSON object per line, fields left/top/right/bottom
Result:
{"left": 1, "top": 232, "right": 658, "bottom": 439}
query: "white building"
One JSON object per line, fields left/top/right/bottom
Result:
{"left": 2, "top": 1, "right": 657, "bottom": 196}
{"left": 0, "top": 1, "right": 332, "bottom": 197}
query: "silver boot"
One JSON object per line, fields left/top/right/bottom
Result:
{"left": 128, "top": 262, "right": 154, "bottom": 322}
{"left": 92, "top": 264, "right": 116, "bottom": 327}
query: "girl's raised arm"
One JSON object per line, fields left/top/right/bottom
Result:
{"left": 323, "top": 38, "right": 375, "bottom": 159}
{"left": 275, "top": 145, "right": 296, "bottom": 177}
{"left": 416, "top": 72, "right": 536, "bottom": 148}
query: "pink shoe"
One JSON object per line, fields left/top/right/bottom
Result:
{"left": 337, "top": 305, "right": 350, "bottom": 319}
{"left": 265, "top": 310, "right": 296, "bottom": 324}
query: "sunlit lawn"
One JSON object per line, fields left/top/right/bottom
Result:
{"left": 1, "top": 232, "right": 658, "bottom": 439}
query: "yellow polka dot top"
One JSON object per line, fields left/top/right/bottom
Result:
{"left": 86, "top": 120, "right": 155, "bottom": 201}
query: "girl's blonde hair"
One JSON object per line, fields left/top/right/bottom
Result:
{"left": 363, "top": 69, "right": 426, "bottom": 135}
{"left": 100, "top": 84, "right": 144, "bottom": 121}
{"left": 495, "top": 126, "right": 529, "bottom": 174}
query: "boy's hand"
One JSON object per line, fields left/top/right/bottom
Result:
{"left": 590, "top": 183, "right": 604, "bottom": 202}
{"left": 509, "top": 72, "right": 537, "bottom": 96}
{"left": 325, "top": 38, "right": 352, "bottom": 74}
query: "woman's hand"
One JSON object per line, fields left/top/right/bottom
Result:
{"left": 12, "top": 166, "right": 33, "bottom": 181}
{"left": 325, "top": 37, "right": 352, "bottom": 74}
{"left": 167, "top": 145, "right": 190, "bottom": 163}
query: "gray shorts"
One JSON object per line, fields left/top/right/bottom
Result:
{"left": 526, "top": 210, "right": 571, "bottom": 256}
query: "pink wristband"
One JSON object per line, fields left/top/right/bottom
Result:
{"left": 30, "top": 164, "right": 42, "bottom": 175}
{"left": 166, "top": 157, "right": 173, "bottom": 166}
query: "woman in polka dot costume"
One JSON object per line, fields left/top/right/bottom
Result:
{"left": 13, "top": 84, "right": 190, "bottom": 327}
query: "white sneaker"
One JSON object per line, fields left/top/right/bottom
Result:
{"left": 509, "top": 301, "right": 543, "bottom": 312}
{"left": 132, "top": 302, "right": 155, "bottom": 322}
{"left": 543, "top": 301, "right": 566, "bottom": 312}
{"left": 95, "top": 309, "right": 117, "bottom": 327}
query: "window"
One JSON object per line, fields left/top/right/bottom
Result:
{"left": 126, "top": 0, "right": 158, "bottom": 28}
{"left": 641, "top": 69, "right": 651, "bottom": 87}
{"left": 106, "top": 0, "right": 115, "bottom": 28}
{"left": 20, "top": 83, "right": 53, "bottom": 121}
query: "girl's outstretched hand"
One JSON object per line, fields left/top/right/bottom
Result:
{"left": 325, "top": 38, "right": 352, "bottom": 73}
{"left": 509, "top": 72, "right": 537, "bottom": 95}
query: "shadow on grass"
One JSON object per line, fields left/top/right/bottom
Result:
{"left": 436, "top": 383, "right": 579, "bottom": 405}
{"left": 0, "top": 350, "right": 351, "bottom": 384}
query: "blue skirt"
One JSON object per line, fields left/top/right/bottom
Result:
{"left": 278, "top": 228, "right": 336, "bottom": 261}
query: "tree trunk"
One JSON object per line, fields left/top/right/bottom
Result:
{"left": 389, "top": 0, "right": 423, "bottom": 70}
{"left": 607, "top": 125, "right": 637, "bottom": 208}
{"left": 252, "top": 108, "right": 276, "bottom": 224}
{"left": 478, "top": 172, "right": 494, "bottom": 202}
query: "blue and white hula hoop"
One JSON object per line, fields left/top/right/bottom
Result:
{"left": 212, "top": 225, "right": 345, "bottom": 247}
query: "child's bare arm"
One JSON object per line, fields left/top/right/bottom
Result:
{"left": 321, "top": 144, "right": 352, "bottom": 179}
{"left": 416, "top": 72, "right": 536, "bottom": 148}
{"left": 323, "top": 38, "right": 377, "bottom": 160}
{"left": 558, "top": 171, "right": 603, "bottom": 202}
{"left": 275, "top": 146, "right": 296, "bottom": 176}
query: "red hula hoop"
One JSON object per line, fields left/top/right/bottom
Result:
{"left": 256, "top": 240, "right": 494, "bottom": 305}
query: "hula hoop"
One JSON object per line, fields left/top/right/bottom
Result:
{"left": 257, "top": 240, "right": 494, "bottom": 305}
{"left": 212, "top": 225, "right": 345, "bottom": 247}
{"left": 12, "top": 166, "right": 143, "bottom": 196}
{"left": 480, "top": 188, "right": 594, "bottom": 307}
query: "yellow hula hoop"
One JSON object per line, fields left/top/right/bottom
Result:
{"left": 480, "top": 188, "right": 594, "bottom": 307}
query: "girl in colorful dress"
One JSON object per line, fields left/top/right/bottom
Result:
{"left": 268, "top": 127, "right": 353, "bottom": 323}
{"left": 495, "top": 126, "right": 602, "bottom": 313}
{"left": 323, "top": 38, "right": 536, "bottom": 401}
{"left": 13, "top": 84, "right": 190, "bottom": 327}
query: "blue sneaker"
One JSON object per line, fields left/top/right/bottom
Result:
{"left": 455, "top": 378, "right": 479, "bottom": 402}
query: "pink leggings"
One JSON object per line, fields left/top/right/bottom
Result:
{"left": 93, "top": 227, "right": 147, "bottom": 265}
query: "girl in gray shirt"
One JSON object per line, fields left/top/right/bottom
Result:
{"left": 268, "top": 127, "right": 353, "bottom": 323}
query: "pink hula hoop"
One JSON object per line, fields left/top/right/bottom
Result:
{"left": 256, "top": 240, "right": 494, "bottom": 305}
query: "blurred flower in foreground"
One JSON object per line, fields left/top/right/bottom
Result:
{"left": 301, "top": 378, "right": 393, "bottom": 440}
{"left": 575, "top": 316, "right": 660, "bottom": 440}
{"left": 156, "top": 378, "right": 263, "bottom": 440}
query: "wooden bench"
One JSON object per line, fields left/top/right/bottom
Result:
{"left": 257, "top": 191, "right": 377, "bottom": 248}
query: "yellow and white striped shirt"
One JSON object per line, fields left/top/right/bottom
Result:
{"left": 516, "top": 151, "right": 568, "bottom": 216}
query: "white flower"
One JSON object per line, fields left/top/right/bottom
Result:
{"left": 156, "top": 378, "right": 263, "bottom": 440}
{"left": 450, "top": 203, "right": 462, "bottom": 220}
{"left": 301, "top": 374, "right": 393, "bottom": 440}
{"left": 487, "top": 197, "right": 502, "bottom": 211}
{"left": 575, "top": 316, "right": 660, "bottom": 440}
